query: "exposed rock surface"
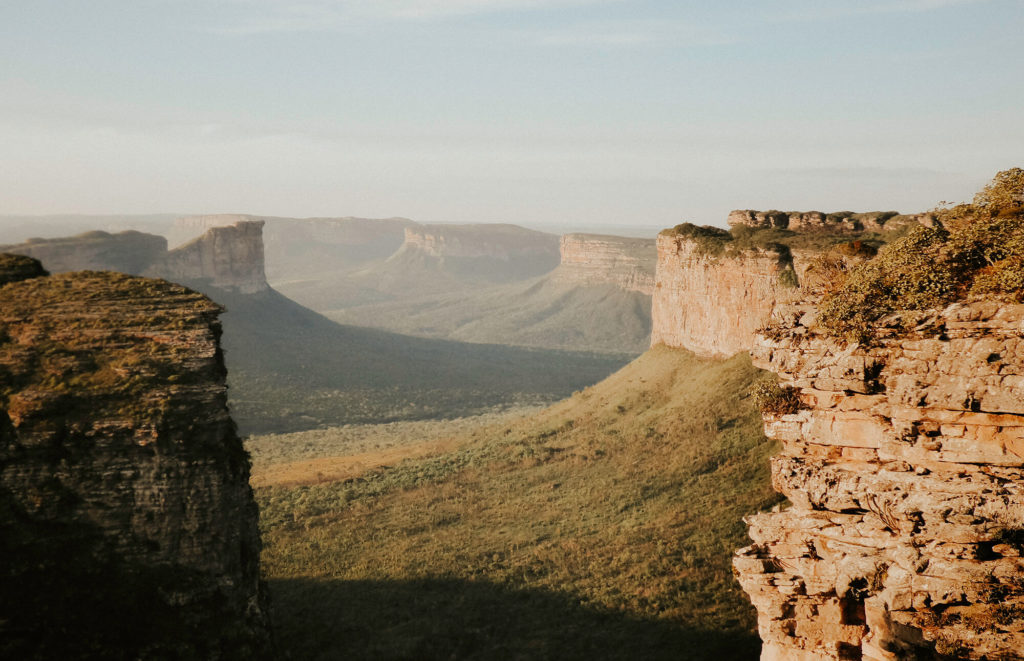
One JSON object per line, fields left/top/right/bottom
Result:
{"left": 390, "top": 223, "right": 561, "bottom": 283}
{"left": 728, "top": 210, "right": 934, "bottom": 233}
{"left": 734, "top": 302, "right": 1024, "bottom": 660}
{"left": 0, "top": 266, "right": 271, "bottom": 659}
{"left": 553, "top": 233, "right": 656, "bottom": 295}
{"left": 650, "top": 233, "right": 798, "bottom": 357}
{"left": 149, "top": 220, "right": 268, "bottom": 294}
{"left": 0, "top": 222, "right": 269, "bottom": 295}
{"left": 0, "top": 230, "right": 168, "bottom": 274}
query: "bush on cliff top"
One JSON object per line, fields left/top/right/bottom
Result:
{"left": 817, "top": 168, "right": 1024, "bottom": 340}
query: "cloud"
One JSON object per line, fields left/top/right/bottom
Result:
{"left": 533, "top": 19, "right": 735, "bottom": 48}
{"left": 202, "top": 0, "right": 623, "bottom": 35}
{"left": 768, "top": 0, "right": 991, "bottom": 22}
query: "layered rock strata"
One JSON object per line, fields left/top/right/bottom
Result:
{"left": 650, "top": 233, "right": 798, "bottom": 357}
{"left": 0, "top": 221, "right": 268, "bottom": 295}
{"left": 734, "top": 302, "right": 1024, "bottom": 660}
{"left": 0, "top": 265, "right": 271, "bottom": 659}
{"left": 149, "top": 220, "right": 268, "bottom": 294}
{"left": 554, "top": 233, "right": 656, "bottom": 295}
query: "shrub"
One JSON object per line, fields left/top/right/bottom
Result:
{"left": 751, "top": 379, "right": 803, "bottom": 416}
{"left": 817, "top": 168, "right": 1024, "bottom": 340}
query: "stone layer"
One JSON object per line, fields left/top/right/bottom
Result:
{"left": 735, "top": 301, "right": 1024, "bottom": 660}
{"left": 650, "top": 234, "right": 798, "bottom": 357}
{"left": 554, "top": 233, "right": 656, "bottom": 295}
{"left": 0, "top": 268, "right": 271, "bottom": 659}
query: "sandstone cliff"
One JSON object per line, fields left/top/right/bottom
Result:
{"left": 388, "top": 223, "right": 561, "bottom": 283}
{"left": 0, "top": 221, "right": 269, "bottom": 295}
{"left": 553, "top": 233, "right": 656, "bottom": 295}
{"left": 0, "top": 262, "right": 271, "bottom": 658}
{"left": 149, "top": 220, "right": 268, "bottom": 294}
{"left": 0, "top": 230, "right": 168, "bottom": 275}
{"left": 734, "top": 302, "right": 1024, "bottom": 660}
{"left": 650, "top": 231, "right": 798, "bottom": 357}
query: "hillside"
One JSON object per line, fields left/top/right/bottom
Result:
{"left": 212, "top": 286, "right": 631, "bottom": 433}
{"left": 326, "top": 275, "right": 652, "bottom": 354}
{"left": 253, "top": 346, "right": 781, "bottom": 660}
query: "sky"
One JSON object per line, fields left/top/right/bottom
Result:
{"left": 1, "top": 0, "right": 1022, "bottom": 228}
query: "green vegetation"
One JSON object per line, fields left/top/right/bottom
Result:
{"left": 751, "top": 378, "right": 803, "bottom": 416}
{"left": 213, "top": 287, "right": 631, "bottom": 434}
{"left": 818, "top": 168, "right": 1024, "bottom": 341}
{"left": 256, "top": 346, "right": 780, "bottom": 660}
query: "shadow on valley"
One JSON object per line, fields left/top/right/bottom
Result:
{"left": 267, "top": 577, "right": 760, "bottom": 661}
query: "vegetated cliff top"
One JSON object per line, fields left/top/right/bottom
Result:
{"left": 661, "top": 216, "right": 914, "bottom": 258}
{"left": 0, "top": 253, "right": 47, "bottom": 285}
{"left": 0, "top": 268, "right": 224, "bottom": 424}
{"left": 817, "top": 167, "right": 1024, "bottom": 340}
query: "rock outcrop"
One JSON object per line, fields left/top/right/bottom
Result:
{"left": 734, "top": 302, "right": 1024, "bottom": 660}
{"left": 553, "top": 233, "right": 656, "bottom": 295}
{"left": 727, "top": 210, "right": 934, "bottom": 233}
{"left": 0, "top": 263, "right": 271, "bottom": 659}
{"left": 0, "top": 230, "right": 168, "bottom": 275}
{"left": 390, "top": 223, "right": 561, "bottom": 283}
{"left": 650, "top": 231, "right": 798, "bottom": 357}
{"left": 149, "top": 220, "right": 268, "bottom": 294}
{"left": 0, "top": 221, "right": 269, "bottom": 295}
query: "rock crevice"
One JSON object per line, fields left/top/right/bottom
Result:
{"left": 735, "top": 301, "right": 1024, "bottom": 660}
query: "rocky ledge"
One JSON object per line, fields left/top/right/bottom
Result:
{"left": 554, "top": 233, "right": 656, "bottom": 295}
{"left": 0, "top": 261, "right": 271, "bottom": 659}
{"left": 734, "top": 301, "right": 1024, "bottom": 660}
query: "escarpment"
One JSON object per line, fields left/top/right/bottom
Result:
{"left": 553, "top": 233, "right": 656, "bottom": 295}
{"left": 650, "top": 230, "right": 799, "bottom": 357}
{"left": 734, "top": 302, "right": 1024, "bottom": 660}
{"left": 0, "top": 221, "right": 268, "bottom": 295}
{"left": 148, "top": 220, "right": 268, "bottom": 294}
{"left": 391, "top": 223, "right": 561, "bottom": 283}
{"left": 0, "top": 264, "right": 271, "bottom": 659}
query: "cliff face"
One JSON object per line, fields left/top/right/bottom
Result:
{"left": 0, "top": 221, "right": 269, "bottom": 295}
{"left": 150, "top": 220, "right": 268, "bottom": 294}
{"left": 0, "top": 264, "right": 270, "bottom": 658}
{"left": 553, "top": 233, "right": 656, "bottom": 295}
{"left": 650, "top": 233, "right": 797, "bottom": 357}
{"left": 734, "top": 302, "right": 1024, "bottom": 660}
{"left": 386, "top": 223, "right": 561, "bottom": 284}
{"left": 0, "top": 230, "right": 168, "bottom": 275}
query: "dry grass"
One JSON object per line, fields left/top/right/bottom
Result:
{"left": 256, "top": 346, "right": 780, "bottom": 660}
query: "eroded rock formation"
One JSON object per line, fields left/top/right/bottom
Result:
{"left": 554, "top": 233, "right": 656, "bottom": 295}
{"left": 0, "top": 230, "right": 168, "bottom": 275}
{"left": 734, "top": 302, "right": 1024, "bottom": 660}
{"left": 0, "top": 262, "right": 271, "bottom": 659}
{"left": 149, "top": 220, "right": 268, "bottom": 294}
{"left": 650, "top": 232, "right": 798, "bottom": 357}
{"left": 0, "top": 221, "right": 269, "bottom": 295}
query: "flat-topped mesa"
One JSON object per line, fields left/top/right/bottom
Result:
{"left": 734, "top": 302, "right": 1024, "bottom": 660}
{"left": 391, "top": 223, "right": 561, "bottom": 282}
{"left": 149, "top": 220, "right": 268, "bottom": 294}
{"left": 0, "top": 221, "right": 269, "bottom": 295}
{"left": 554, "top": 233, "right": 656, "bottom": 295}
{"left": 0, "top": 266, "right": 271, "bottom": 658}
{"left": 727, "top": 209, "right": 934, "bottom": 233}
{"left": 0, "top": 230, "right": 168, "bottom": 275}
{"left": 650, "top": 226, "right": 799, "bottom": 357}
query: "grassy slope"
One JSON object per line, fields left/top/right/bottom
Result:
{"left": 256, "top": 346, "right": 781, "bottom": 660}
{"left": 324, "top": 275, "right": 653, "bottom": 354}
{"left": 212, "top": 287, "right": 630, "bottom": 434}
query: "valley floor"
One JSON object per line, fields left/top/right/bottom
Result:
{"left": 249, "top": 346, "right": 780, "bottom": 660}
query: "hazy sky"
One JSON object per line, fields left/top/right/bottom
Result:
{"left": 2, "top": 0, "right": 1022, "bottom": 227}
